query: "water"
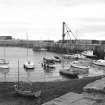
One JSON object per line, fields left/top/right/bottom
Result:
{"left": 0, "top": 47, "right": 104, "bottom": 82}
{"left": 0, "top": 47, "right": 66, "bottom": 82}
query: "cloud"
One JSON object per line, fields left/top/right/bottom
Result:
{"left": 0, "top": 0, "right": 104, "bottom": 40}
{"left": 56, "top": 0, "right": 105, "bottom": 7}
{"left": 79, "top": 24, "right": 105, "bottom": 33}
{"left": 79, "top": 32, "right": 105, "bottom": 40}
{"left": 0, "top": 0, "right": 56, "bottom": 7}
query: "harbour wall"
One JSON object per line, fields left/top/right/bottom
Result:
{"left": 0, "top": 39, "right": 39, "bottom": 48}
{"left": 46, "top": 43, "right": 103, "bottom": 54}
{"left": 0, "top": 39, "right": 105, "bottom": 54}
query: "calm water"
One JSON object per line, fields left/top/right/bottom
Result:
{"left": 0, "top": 47, "right": 104, "bottom": 82}
{"left": 0, "top": 47, "right": 68, "bottom": 82}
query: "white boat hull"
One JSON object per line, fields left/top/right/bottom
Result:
{"left": 70, "top": 61, "right": 89, "bottom": 75}
{"left": 71, "top": 65, "right": 89, "bottom": 74}
{"left": 62, "top": 54, "right": 85, "bottom": 59}
{"left": 24, "top": 61, "right": 35, "bottom": 69}
{"left": 0, "top": 59, "right": 9, "bottom": 64}
{"left": 0, "top": 65, "right": 9, "bottom": 69}
{"left": 82, "top": 50, "right": 96, "bottom": 58}
{"left": 92, "top": 60, "right": 105, "bottom": 70}
{"left": 24, "top": 64, "right": 35, "bottom": 69}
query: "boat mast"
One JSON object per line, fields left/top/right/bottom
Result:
{"left": 18, "top": 60, "right": 19, "bottom": 89}
{"left": 26, "top": 32, "right": 28, "bottom": 61}
{"left": 4, "top": 46, "right": 6, "bottom": 59}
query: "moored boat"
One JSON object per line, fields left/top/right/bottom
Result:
{"left": 93, "top": 59, "right": 105, "bottom": 66}
{"left": 41, "top": 62, "right": 55, "bottom": 69}
{"left": 82, "top": 50, "right": 97, "bottom": 59}
{"left": 53, "top": 56, "right": 61, "bottom": 63}
{"left": 71, "top": 61, "right": 89, "bottom": 75}
{"left": 23, "top": 33, "right": 35, "bottom": 70}
{"left": 43, "top": 57, "right": 55, "bottom": 65}
{"left": 62, "top": 54, "right": 85, "bottom": 60}
{"left": 0, "top": 65, "right": 9, "bottom": 69}
{"left": 33, "top": 47, "right": 47, "bottom": 52}
{"left": 24, "top": 61, "right": 35, "bottom": 69}
{"left": 14, "top": 84, "right": 41, "bottom": 97}
{"left": 92, "top": 59, "right": 105, "bottom": 70}
{"left": 59, "top": 69, "right": 78, "bottom": 79}
{"left": 0, "top": 59, "right": 9, "bottom": 64}
{"left": 15, "top": 60, "right": 41, "bottom": 97}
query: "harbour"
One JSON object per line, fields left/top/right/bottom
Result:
{"left": 0, "top": 46, "right": 104, "bottom": 83}
{"left": 0, "top": 22, "right": 104, "bottom": 104}
{"left": 0, "top": 0, "right": 104, "bottom": 104}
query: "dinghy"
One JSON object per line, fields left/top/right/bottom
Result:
{"left": 92, "top": 59, "right": 105, "bottom": 70}
{"left": 23, "top": 61, "right": 35, "bottom": 69}
{"left": 71, "top": 61, "right": 89, "bottom": 75}
{"left": 82, "top": 50, "right": 97, "bottom": 59}
{"left": 59, "top": 69, "right": 78, "bottom": 79}
{"left": 15, "top": 60, "right": 41, "bottom": 97}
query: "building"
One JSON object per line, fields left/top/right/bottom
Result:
{"left": 0, "top": 36, "right": 12, "bottom": 40}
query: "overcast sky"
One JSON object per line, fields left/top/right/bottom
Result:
{"left": 0, "top": 0, "right": 105, "bottom": 40}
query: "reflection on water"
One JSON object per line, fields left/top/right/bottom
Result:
{"left": 0, "top": 68, "right": 9, "bottom": 81}
{"left": 0, "top": 47, "right": 104, "bottom": 82}
{"left": 0, "top": 47, "right": 65, "bottom": 82}
{"left": 26, "top": 70, "right": 34, "bottom": 82}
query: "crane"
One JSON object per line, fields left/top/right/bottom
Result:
{"left": 62, "top": 22, "right": 77, "bottom": 43}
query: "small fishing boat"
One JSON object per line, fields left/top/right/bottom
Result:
{"left": 93, "top": 59, "right": 105, "bottom": 66}
{"left": 70, "top": 61, "right": 89, "bottom": 75}
{"left": 40, "top": 48, "right": 47, "bottom": 51}
{"left": 33, "top": 47, "right": 47, "bottom": 52}
{"left": 92, "top": 59, "right": 105, "bottom": 70}
{"left": 43, "top": 56, "right": 61, "bottom": 64}
{"left": 53, "top": 56, "right": 61, "bottom": 63}
{"left": 14, "top": 84, "right": 41, "bottom": 97}
{"left": 41, "top": 62, "right": 55, "bottom": 70}
{"left": 82, "top": 50, "right": 97, "bottom": 59}
{"left": 0, "top": 45, "right": 9, "bottom": 64}
{"left": 62, "top": 54, "right": 75, "bottom": 59}
{"left": 0, "top": 60, "right": 9, "bottom": 70}
{"left": 59, "top": 69, "right": 78, "bottom": 79}
{"left": 0, "top": 59, "right": 9, "bottom": 64}
{"left": 43, "top": 57, "right": 55, "bottom": 65}
{"left": 62, "top": 54, "right": 85, "bottom": 60}
{"left": 15, "top": 60, "right": 41, "bottom": 97}
{"left": 23, "top": 61, "right": 35, "bottom": 69}
{"left": 42, "top": 57, "right": 55, "bottom": 68}
{"left": 0, "top": 65, "right": 9, "bottom": 69}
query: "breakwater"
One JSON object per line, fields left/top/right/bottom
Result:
{"left": 0, "top": 39, "right": 35, "bottom": 48}
{"left": 46, "top": 43, "right": 100, "bottom": 54}
{"left": 0, "top": 39, "right": 105, "bottom": 55}
{"left": 0, "top": 39, "right": 53, "bottom": 48}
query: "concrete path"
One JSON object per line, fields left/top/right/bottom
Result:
{"left": 43, "top": 77, "right": 105, "bottom": 105}
{"left": 84, "top": 77, "right": 105, "bottom": 92}
{"left": 42, "top": 92, "right": 95, "bottom": 105}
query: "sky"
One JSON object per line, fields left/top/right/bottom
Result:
{"left": 0, "top": 0, "right": 105, "bottom": 40}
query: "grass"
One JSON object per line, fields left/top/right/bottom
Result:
{"left": 0, "top": 75, "right": 104, "bottom": 105}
